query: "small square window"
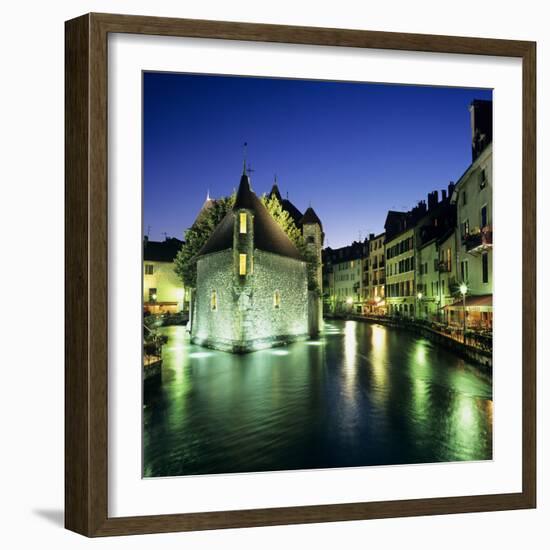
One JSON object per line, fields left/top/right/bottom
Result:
{"left": 144, "top": 264, "right": 154, "bottom": 275}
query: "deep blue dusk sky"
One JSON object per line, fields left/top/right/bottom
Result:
{"left": 143, "top": 72, "right": 491, "bottom": 248}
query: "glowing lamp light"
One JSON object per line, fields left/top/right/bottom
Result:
{"left": 459, "top": 283, "right": 468, "bottom": 295}
{"left": 151, "top": 293, "right": 157, "bottom": 301}
{"left": 346, "top": 297, "right": 353, "bottom": 305}
{"left": 270, "top": 349, "right": 289, "bottom": 356}
{"left": 417, "top": 292, "right": 423, "bottom": 300}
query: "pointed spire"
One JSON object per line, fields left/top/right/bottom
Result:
{"left": 206, "top": 189, "right": 211, "bottom": 201}
{"left": 269, "top": 175, "right": 283, "bottom": 203}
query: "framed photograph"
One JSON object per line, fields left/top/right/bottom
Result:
{"left": 65, "top": 13, "right": 536, "bottom": 536}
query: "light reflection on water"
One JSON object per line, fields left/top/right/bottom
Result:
{"left": 143, "top": 320, "right": 492, "bottom": 477}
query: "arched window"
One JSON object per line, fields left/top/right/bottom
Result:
{"left": 210, "top": 290, "right": 217, "bottom": 311}
{"left": 273, "top": 290, "right": 281, "bottom": 309}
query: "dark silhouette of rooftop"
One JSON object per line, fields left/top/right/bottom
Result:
{"left": 143, "top": 237, "right": 183, "bottom": 262}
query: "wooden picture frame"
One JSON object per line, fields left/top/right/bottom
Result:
{"left": 65, "top": 12, "right": 536, "bottom": 537}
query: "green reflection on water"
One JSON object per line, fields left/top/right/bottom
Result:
{"left": 143, "top": 320, "right": 492, "bottom": 477}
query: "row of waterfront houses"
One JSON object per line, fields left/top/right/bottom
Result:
{"left": 322, "top": 99, "right": 493, "bottom": 330}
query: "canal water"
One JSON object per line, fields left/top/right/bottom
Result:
{"left": 143, "top": 320, "right": 492, "bottom": 477}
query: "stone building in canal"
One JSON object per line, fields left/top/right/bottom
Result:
{"left": 191, "top": 169, "right": 311, "bottom": 352}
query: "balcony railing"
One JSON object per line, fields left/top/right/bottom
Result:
{"left": 464, "top": 226, "right": 493, "bottom": 254}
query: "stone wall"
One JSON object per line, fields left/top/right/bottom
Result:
{"left": 192, "top": 248, "right": 309, "bottom": 352}
{"left": 192, "top": 250, "right": 237, "bottom": 346}
{"left": 244, "top": 250, "right": 308, "bottom": 344}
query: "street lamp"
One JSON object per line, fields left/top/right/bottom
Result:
{"left": 459, "top": 283, "right": 468, "bottom": 342}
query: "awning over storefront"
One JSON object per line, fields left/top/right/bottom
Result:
{"left": 443, "top": 294, "right": 492, "bottom": 311}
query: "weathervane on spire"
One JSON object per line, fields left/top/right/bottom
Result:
{"left": 242, "top": 142, "right": 248, "bottom": 175}
{"left": 241, "top": 142, "right": 255, "bottom": 177}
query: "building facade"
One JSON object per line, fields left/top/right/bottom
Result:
{"left": 143, "top": 237, "right": 186, "bottom": 314}
{"left": 323, "top": 242, "right": 365, "bottom": 314}
{"left": 416, "top": 229, "right": 457, "bottom": 322}
{"left": 191, "top": 170, "right": 310, "bottom": 352}
{"left": 385, "top": 226, "right": 416, "bottom": 318}
{"left": 449, "top": 141, "right": 493, "bottom": 329}
{"left": 365, "top": 232, "right": 386, "bottom": 314}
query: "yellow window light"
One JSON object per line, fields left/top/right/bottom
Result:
{"left": 239, "top": 212, "right": 247, "bottom": 234}
{"left": 211, "top": 290, "right": 217, "bottom": 311}
{"left": 239, "top": 254, "right": 247, "bottom": 275}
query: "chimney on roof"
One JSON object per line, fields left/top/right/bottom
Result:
{"left": 441, "top": 189, "right": 447, "bottom": 202}
{"left": 427, "top": 190, "right": 439, "bottom": 210}
{"left": 448, "top": 181, "right": 455, "bottom": 197}
{"left": 470, "top": 99, "right": 493, "bottom": 161}
{"left": 369, "top": 233, "right": 375, "bottom": 240}
{"left": 419, "top": 200, "right": 427, "bottom": 216}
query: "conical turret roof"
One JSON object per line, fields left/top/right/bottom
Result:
{"left": 299, "top": 207, "right": 323, "bottom": 230}
{"left": 197, "top": 172, "right": 303, "bottom": 261}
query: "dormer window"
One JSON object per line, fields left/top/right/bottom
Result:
{"left": 239, "top": 212, "right": 247, "bottom": 234}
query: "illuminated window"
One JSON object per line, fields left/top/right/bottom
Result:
{"left": 239, "top": 254, "right": 247, "bottom": 275}
{"left": 273, "top": 290, "right": 281, "bottom": 309}
{"left": 239, "top": 212, "right": 247, "bottom": 234}
{"left": 211, "top": 290, "right": 217, "bottom": 311}
{"left": 144, "top": 264, "right": 154, "bottom": 275}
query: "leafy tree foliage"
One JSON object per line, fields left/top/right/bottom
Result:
{"left": 174, "top": 195, "right": 235, "bottom": 288}
{"left": 174, "top": 192, "right": 320, "bottom": 294}
{"left": 261, "top": 194, "right": 320, "bottom": 294}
